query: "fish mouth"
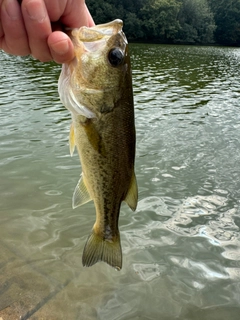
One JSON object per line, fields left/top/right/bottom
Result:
{"left": 71, "top": 19, "right": 128, "bottom": 53}
{"left": 73, "top": 19, "right": 125, "bottom": 41}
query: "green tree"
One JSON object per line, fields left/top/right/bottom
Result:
{"left": 177, "top": 0, "right": 216, "bottom": 43}
{"left": 140, "top": 0, "right": 181, "bottom": 40}
{"left": 86, "top": 0, "right": 239, "bottom": 45}
{"left": 87, "top": 0, "right": 125, "bottom": 23}
{"left": 208, "top": 0, "right": 240, "bottom": 45}
{"left": 124, "top": 12, "right": 144, "bottom": 39}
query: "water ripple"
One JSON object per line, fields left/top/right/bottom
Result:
{"left": 1, "top": 46, "right": 240, "bottom": 319}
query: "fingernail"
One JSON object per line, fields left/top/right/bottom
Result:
{"left": 5, "top": 0, "right": 21, "bottom": 20}
{"left": 25, "top": 0, "right": 46, "bottom": 22}
{"left": 51, "top": 39, "right": 69, "bottom": 55}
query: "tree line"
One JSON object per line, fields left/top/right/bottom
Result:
{"left": 86, "top": 0, "right": 240, "bottom": 46}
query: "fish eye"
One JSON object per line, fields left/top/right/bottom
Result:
{"left": 108, "top": 48, "right": 124, "bottom": 67}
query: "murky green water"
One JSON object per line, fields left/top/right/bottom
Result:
{"left": 1, "top": 44, "right": 240, "bottom": 319}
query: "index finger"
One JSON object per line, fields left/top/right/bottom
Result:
{"left": 43, "top": 0, "right": 95, "bottom": 28}
{"left": 0, "top": 0, "right": 30, "bottom": 55}
{"left": 21, "top": 0, "right": 52, "bottom": 61}
{"left": 63, "top": 2, "right": 95, "bottom": 27}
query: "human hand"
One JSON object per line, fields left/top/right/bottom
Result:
{"left": 0, "top": 0, "right": 94, "bottom": 63}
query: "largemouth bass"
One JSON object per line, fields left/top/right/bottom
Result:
{"left": 58, "top": 19, "right": 137, "bottom": 270}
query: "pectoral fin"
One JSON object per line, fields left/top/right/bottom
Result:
{"left": 124, "top": 172, "right": 138, "bottom": 211}
{"left": 72, "top": 174, "right": 92, "bottom": 209}
{"left": 69, "top": 122, "right": 75, "bottom": 156}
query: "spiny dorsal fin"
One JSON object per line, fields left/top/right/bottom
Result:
{"left": 72, "top": 174, "right": 92, "bottom": 209}
{"left": 69, "top": 122, "right": 75, "bottom": 156}
{"left": 124, "top": 172, "right": 138, "bottom": 211}
{"left": 82, "top": 230, "right": 122, "bottom": 270}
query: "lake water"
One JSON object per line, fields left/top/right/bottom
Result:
{"left": 0, "top": 44, "right": 240, "bottom": 319}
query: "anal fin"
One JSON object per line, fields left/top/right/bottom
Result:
{"left": 124, "top": 172, "right": 138, "bottom": 211}
{"left": 72, "top": 174, "right": 92, "bottom": 209}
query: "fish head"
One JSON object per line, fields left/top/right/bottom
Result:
{"left": 58, "top": 19, "right": 131, "bottom": 118}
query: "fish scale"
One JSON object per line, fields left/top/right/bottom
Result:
{"left": 58, "top": 19, "right": 138, "bottom": 270}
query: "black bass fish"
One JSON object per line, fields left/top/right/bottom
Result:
{"left": 58, "top": 19, "right": 137, "bottom": 270}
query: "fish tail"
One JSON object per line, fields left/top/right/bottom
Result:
{"left": 82, "top": 230, "right": 122, "bottom": 270}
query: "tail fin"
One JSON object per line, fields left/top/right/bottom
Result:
{"left": 82, "top": 231, "right": 122, "bottom": 270}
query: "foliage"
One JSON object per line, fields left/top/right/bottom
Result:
{"left": 177, "top": 0, "right": 216, "bottom": 43}
{"left": 140, "top": 0, "right": 181, "bottom": 41}
{"left": 208, "top": 0, "right": 240, "bottom": 45}
{"left": 86, "top": 0, "right": 240, "bottom": 46}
